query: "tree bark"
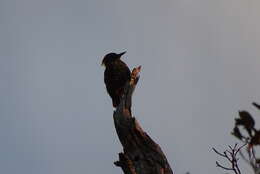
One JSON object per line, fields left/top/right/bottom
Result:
{"left": 113, "top": 66, "right": 174, "bottom": 174}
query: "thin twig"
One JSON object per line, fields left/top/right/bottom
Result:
{"left": 213, "top": 144, "right": 245, "bottom": 174}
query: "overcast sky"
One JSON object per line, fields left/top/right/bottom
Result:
{"left": 1, "top": 0, "right": 260, "bottom": 174}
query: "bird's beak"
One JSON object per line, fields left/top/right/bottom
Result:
{"left": 118, "top": 51, "right": 126, "bottom": 57}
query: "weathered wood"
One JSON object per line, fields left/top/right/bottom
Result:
{"left": 113, "top": 66, "right": 174, "bottom": 174}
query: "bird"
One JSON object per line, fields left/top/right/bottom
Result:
{"left": 102, "top": 51, "right": 131, "bottom": 107}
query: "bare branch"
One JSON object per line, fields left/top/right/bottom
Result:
{"left": 213, "top": 144, "right": 245, "bottom": 174}
{"left": 113, "top": 66, "right": 174, "bottom": 174}
{"left": 212, "top": 148, "right": 227, "bottom": 158}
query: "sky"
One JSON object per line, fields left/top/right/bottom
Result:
{"left": 0, "top": 0, "right": 260, "bottom": 174}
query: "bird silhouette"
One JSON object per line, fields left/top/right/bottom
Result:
{"left": 102, "top": 52, "right": 131, "bottom": 107}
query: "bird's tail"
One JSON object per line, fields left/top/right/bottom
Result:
{"left": 112, "top": 88, "right": 124, "bottom": 107}
{"left": 112, "top": 97, "right": 120, "bottom": 107}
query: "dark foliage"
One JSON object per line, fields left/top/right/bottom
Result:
{"left": 222, "top": 102, "right": 260, "bottom": 174}
{"left": 232, "top": 102, "right": 260, "bottom": 146}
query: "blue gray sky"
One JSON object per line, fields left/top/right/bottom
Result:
{"left": 1, "top": 0, "right": 260, "bottom": 174}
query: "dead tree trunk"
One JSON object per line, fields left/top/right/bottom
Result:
{"left": 113, "top": 66, "right": 174, "bottom": 174}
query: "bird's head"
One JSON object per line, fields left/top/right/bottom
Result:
{"left": 101, "top": 51, "right": 126, "bottom": 67}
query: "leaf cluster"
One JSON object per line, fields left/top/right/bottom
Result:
{"left": 232, "top": 103, "right": 260, "bottom": 146}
